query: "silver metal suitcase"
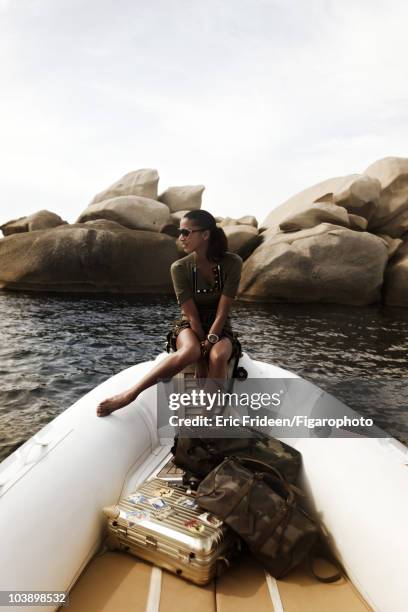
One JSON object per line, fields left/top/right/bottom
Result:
{"left": 104, "top": 477, "right": 241, "bottom": 585}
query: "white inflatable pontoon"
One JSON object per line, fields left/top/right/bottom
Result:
{"left": 0, "top": 353, "right": 407, "bottom": 612}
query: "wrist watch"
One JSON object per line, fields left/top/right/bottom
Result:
{"left": 207, "top": 333, "right": 220, "bottom": 344}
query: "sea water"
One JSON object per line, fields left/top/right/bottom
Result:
{"left": 0, "top": 292, "right": 407, "bottom": 462}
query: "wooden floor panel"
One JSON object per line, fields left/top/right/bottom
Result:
{"left": 159, "top": 570, "right": 215, "bottom": 612}
{"left": 66, "top": 552, "right": 152, "bottom": 612}
{"left": 215, "top": 554, "right": 274, "bottom": 612}
{"left": 65, "top": 550, "right": 372, "bottom": 612}
{"left": 277, "top": 558, "right": 372, "bottom": 612}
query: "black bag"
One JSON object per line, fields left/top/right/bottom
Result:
{"left": 172, "top": 427, "right": 302, "bottom": 485}
{"left": 196, "top": 456, "right": 342, "bottom": 581}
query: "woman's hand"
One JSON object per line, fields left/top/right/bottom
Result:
{"left": 194, "top": 325, "right": 206, "bottom": 343}
{"left": 200, "top": 338, "right": 212, "bottom": 357}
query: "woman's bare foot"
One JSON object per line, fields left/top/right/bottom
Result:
{"left": 96, "top": 391, "right": 134, "bottom": 417}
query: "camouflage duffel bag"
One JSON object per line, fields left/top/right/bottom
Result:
{"left": 196, "top": 456, "right": 341, "bottom": 581}
{"left": 172, "top": 427, "right": 301, "bottom": 485}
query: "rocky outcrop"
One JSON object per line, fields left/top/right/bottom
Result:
{"left": 158, "top": 185, "right": 204, "bottom": 212}
{"left": 90, "top": 169, "right": 159, "bottom": 204}
{"left": 263, "top": 174, "right": 381, "bottom": 234}
{"left": 279, "top": 202, "right": 368, "bottom": 233}
{"left": 76, "top": 196, "right": 170, "bottom": 232}
{"left": 364, "top": 157, "right": 408, "bottom": 237}
{"left": 223, "top": 225, "right": 262, "bottom": 260}
{"left": 254, "top": 161, "right": 408, "bottom": 305}
{"left": 0, "top": 221, "right": 179, "bottom": 293}
{"left": 2, "top": 158, "right": 408, "bottom": 304}
{"left": 384, "top": 240, "right": 408, "bottom": 306}
{"left": 239, "top": 224, "right": 388, "bottom": 305}
{"left": 0, "top": 210, "right": 67, "bottom": 236}
{"left": 263, "top": 176, "right": 353, "bottom": 232}
{"left": 377, "top": 235, "right": 403, "bottom": 259}
{"left": 218, "top": 215, "right": 258, "bottom": 228}
{"left": 332, "top": 175, "right": 381, "bottom": 221}
{"left": 170, "top": 210, "right": 191, "bottom": 224}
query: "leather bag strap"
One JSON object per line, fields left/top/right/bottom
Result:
{"left": 308, "top": 542, "right": 343, "bottom": 583}
{"left": 231, "top": 456, "right": 299, "bottom": 504}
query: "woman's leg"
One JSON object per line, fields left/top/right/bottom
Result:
{"left": 199, "top": 338, "right": 234, "bottom": 411}
{"left": 207, "top": 337, "right": 233, "bottom": 379}
{"left": 96, "top": 329, "right": 201, "bottom": 416}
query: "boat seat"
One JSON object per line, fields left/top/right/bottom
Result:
{"left": 174, "top": 356, "right": 237, "bottom": 382}
{"left": 170, "top": 356, "right": 238, "bottom": 421}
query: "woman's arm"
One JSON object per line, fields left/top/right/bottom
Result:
{"left": 207, "top": 294, "right": 233, "bottom": 338}
{"left": 208, "top": 254, "right": 242, "bottom": 338}
{"left": 206, "top": 254, "right": 242, "bottom": 348}
{"left": 170, "top": 261, "right": 204, "bottom": 339}
{"left": 181, "top": 298, "right": 206, "bottom": 341}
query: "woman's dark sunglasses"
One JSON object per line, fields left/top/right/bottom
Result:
{"left": 177, "top": 228, "right": 205, "bottom": 238}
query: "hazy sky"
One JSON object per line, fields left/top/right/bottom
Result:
{"left": 1, "top": 0, "right": 408, "bottom": 227}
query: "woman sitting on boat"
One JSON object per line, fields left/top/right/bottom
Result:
{"left": 96, "top": 209, "right": 243, "bottom": 417}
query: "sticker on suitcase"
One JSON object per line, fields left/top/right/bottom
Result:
{"left": 184, "top": 518, "right": 205, "bottom": 534}
{"left": 127, "top": 493, "right": 149, "bottom": 505}
{"left": 177, "top": 495, "right": 198, "bottom": 510}
{"left": 152, "top": 506, "right": 173, "bottom": 520}
{"left": 199, "top": 512, "right": 223, "bottom": 528}
{"left": 148, "top": 497, "right": 171, "bottom": 511}
{"left": 125, "top": 510, "right": 150, "bottom": 525}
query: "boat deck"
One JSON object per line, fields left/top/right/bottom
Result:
{"left": 64, "top": 451, "right": 372, "bottom": 612}
{"left": 65, "top": 548, "right": 372, "bottom": 612}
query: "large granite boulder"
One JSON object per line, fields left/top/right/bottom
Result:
{"left": 347, "top": 213, "right": 369, "bottom": 231}
{"left": 263, "top": 176, "right": 354, "bottom": 232}
{"left": 279, "top": 202, "right": 367, "bottom": 233}
{"left": 170, "top": 210, "right": 191, "bottom": 224}
{"left": 158, "top": 185, "right": 204, "bottom": 212}
{"left": 384, "top": 240, "right": 408, "bottom": 306}
{"left": 237, "top": 215, "right": 258, "bottom": 228}
{"left": 76, "top": 196, "right": 170, "bottom": 232}
{"left": 218, "top": 215, "right": 258, "bottom": 228}
{"left": 263, "top": 174, "right": 381, "bottom": 234}
{"left": 364, "top": 157, "right": 408, "bottom": 237}
{"left": 0, "top": 210, "right": 67, "bottom": 237}
{"left": 239, "top": 224, "right": 388, "bottom": 305}
{"left": 377, "top": 234, "right": 403, "bottom": 259}
{"left": 332, "top": 175, "right": 381, "bottom": 221}
{"left": 90, "top": 169, "right": 159, "bottom": 204}
{"left": 223, "top": 225, "right": 262, "bottom": 260}
{"left": 0, "top": 221, "right": 179, "bottom": 293}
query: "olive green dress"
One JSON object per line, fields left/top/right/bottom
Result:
{"left": 166, "top": 251, "right": 243, "bottom": 359}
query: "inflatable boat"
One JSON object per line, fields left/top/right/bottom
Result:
{"left": 0, "top": 353, "right": 407, "bottom": 612}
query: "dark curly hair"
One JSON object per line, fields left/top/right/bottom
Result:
{"left": 183, "top": 210, "right": 228, "bottom": 262}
